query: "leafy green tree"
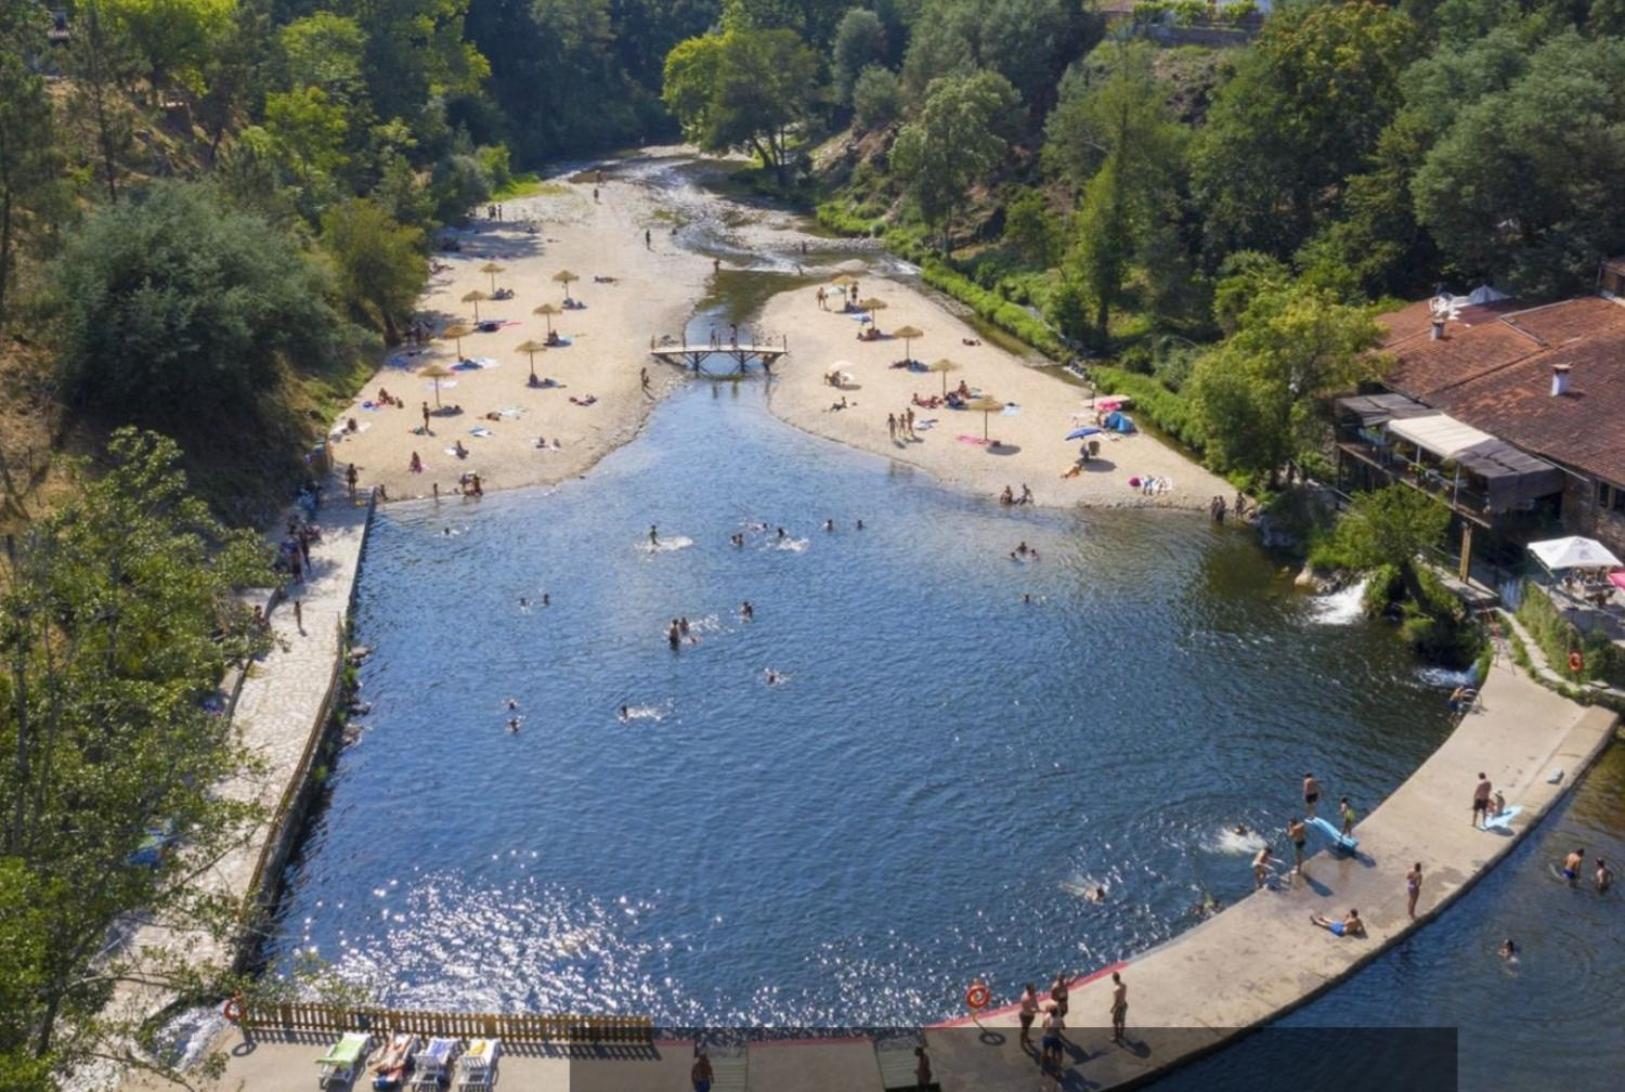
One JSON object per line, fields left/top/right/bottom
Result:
{"left": 1331, "top": 483, "right": 1451, "bottom": 599}
{"left": 67, "top": 2, "right": 140, "bottom": 202}
{"left": 0, "top": 428, "right": 272, "bottom": 1078}
{"left": 0, "top": 1, "right": 63, "bottom": 330}
{"left": 852, "top": 64, "right": 903, "bottom": 131}
{"left": 1050, "top": 43, "right": 1186, "bottom": 339}
{"left": 50, "top": 182, "right": 344, "bottom": 430}
{"left": 321, "top": 198, "right": 427, "bottom": 340}
{"left": 1187, "top": 281, "right": 1386, "bottom": 482}
{"left": 891, "top": 69, "right": 1021, "bottom": 252}
{"left": 103, "top": 0, "right": 236, "bottom": 97}
{"left": 348, "top": 0, "right": 489, "bottom": 128}
{"left": 1190, "top": 1, "right": 1420, "bottom": 263}
{"left": 901, "top": 0, "right": 1097, "bottom": 115}
{"left": 1002, "top": 187, "right": 1060, "bottom": 266}
{"left": 264, "top": 85, "right": 351, "bottom": 193}
{"left": 1412, "top": 30, "right": 1625, "bottom": 297}
{"left": 722, "top": 0, "right": 850, "bottom": 51}
{"left": 280, "top": 11, "right": 368, "bottom": 97}
{"left": 662, "top": 28, "right": 821, "bottom": 185}
{"left": 832, "top": 8, "right": 889, "bottom": 105}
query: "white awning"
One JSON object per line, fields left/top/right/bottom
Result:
{"left": 1528, "top": 536, "right": 1624, "bottom": 571}
{"left": 1386, "top": 414, "right": 1496, "bottom": 459}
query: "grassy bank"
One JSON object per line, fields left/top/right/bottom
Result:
{"left": 1516, "top": 580, "right": 1625, "bottom": 688}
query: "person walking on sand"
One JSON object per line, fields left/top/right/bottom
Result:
{"left": 293, "top": 599, "right": 304, "bottom": 635}
{"left": 641, "top": 366, "right": 651, "bottom": 395}
{"left": 1018, "top": 983, "right": 1039, "bottom": 1051}
{"left": 1303, "top": 772, "right": 1321, "bottom": 818}
{"left": 1110, "top": 972, "right": 1127, "bottom": 1045}
{"left": 345, "top": 463, "right": 359, "bottom": 502}
{"left": 887, "top": 413, "right": 897, "bottom": 441}
{"left": 1406, "top": 862, "right": 1422, "bottom": 919}
{"left": 422, "top": 401, "right": 432, "bottom": 433}
{"left": 644, "top": 228, "right": 651, "bottom": 250}
{"left": 1473, "top": 772, "right": 1493, "bottom": 828}
{"left": 1287, "top": 817, "right": 1307, "bottom": 871}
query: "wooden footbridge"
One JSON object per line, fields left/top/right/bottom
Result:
{"left": 650, "top": 334, "right": 789, "bottom": 375}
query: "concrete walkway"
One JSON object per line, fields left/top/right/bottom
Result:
{"left": 106, "top": 489, "right": 372, "bottom": 1031}
{"left": 135, "top": 644, "right": 1615, "bottom": 1090}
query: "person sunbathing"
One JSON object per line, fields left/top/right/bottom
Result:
{"left": 453, "top": 440, "right": 469, "bottom": 459}
{"left": 1062, "top": 463, "right": 1083, "bottom": 479}
{"left": 1310, "top": 909, "right": 1365, "bottom": 938}
{"left": 484, "top": 411, "right": 502, "bottom": 421}
{"left": 569, "top": 394, "right": 598, "bottom": 406}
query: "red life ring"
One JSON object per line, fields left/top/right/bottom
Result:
{"left": 1568, "top": 651, "right": 1584, "bottom": 674}
{"left": 965, "top": 982, "right": 991, "bottom": 1011}
{"left": 221, "top": 996, "right": 245, "bottom": 1024}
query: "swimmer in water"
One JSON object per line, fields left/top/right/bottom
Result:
{"left": 667, "top": 620, "right": 681, "bottom": 650}
{"left": 1085, "top": 885, "right": 1106, "bottom": 903}
{"left": 519, "top": 597, "right": 530, "bottom": 611}
{"left": 506, "top": 717, "right": 522, "bottom": 733}
{"left": 505, "top": 698, "right": 520, "bottom": 711}
{"left": 856, "top": 519, "right": 865, "bottom": 530}
{"left": 764, "top": 668, "right": 782, "bottom": 686}
{"left": 1192, "top": 892, "right": 1223, "bottom": 919}
{"left": 541, "top": 592, "right": 550, "bottom": 606}
{"left": 824, "top": 518, "right": 835, "bottom": 532}
{"left": 649, "top": 524, "right": 659, "bottom": 546}
{"left": 1233, "top": 824, "right": 1250, "bottom": 837}
{"left": 1499, "top": 938, "right": 1518, "bottom": 962}
{"left": 776, "top": 527, "right": 787, "bottom": 541}
{"left": 1563, "top": 848, "right": 1585, "bottom": 885}
{"left": 740, "top": 600, "right": 754, "bottom": 621}
{"left": 618, "top": 705, "right": 630, "bottom": 723}
{"left": 678, "top": 617, "right": 691, "bottom": 637}
{"left": 1023, "top": 593, "right": 1032, "bottom": 604}
{"left": 1016, "top": 541, "right": 1029, "bottom": 556}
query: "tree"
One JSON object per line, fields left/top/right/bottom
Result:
{"left": 1190, "top": 1, "right": 1420, "bottom": 263}
{"left": 1331, "top": 483, "right": 1451, "bottom": 600}
{"left": 1412, "top": 31, "right": 1625, "bottom": 297}
{"left": 280, "top": 11, "right": 368, "bottom": 98}
{"left": 900, "top": 0, "right": 1097, "bottom": 116}
{"left": 852, "top": 64, "right": 903, "bottom": 131}
{"left": 1186, "top": 281, "right": 1386, "bottom": 482}
{"left": 349, "top": 0, "right": 489, "bottom": 128}
{"left": 662, "top": 28, "right": 820, "bottom": 185}
{"left": 722, "top": 0, "right": 850, "bottom": 51}
{"left": 1049, "top": 43, "right": 1187, "bottom": 339}
{"left": 66, "top": 2, "right": 139, "bottom": 203}
{"left": 264, "top": 85, "right": 351, "bottom": 194}
{"left": 102, "top": 0, "right": 236, "bottom": 98}
{"left": 50, "top": 182, "right": 344, "bottom": 430}
{"left": 321, "top": 198, "right": 427, "bottom": 340}
{"left": 0, "top": 1, "right": 62, "bottom": 330}
{"left": 891, "top": 69, "right": 1021, "bottom": 252}
{"left": 1002, "top": 187, "right": 1060, "bottom": 266}
{"left": 832, "top": 8, "right": 888, "bottom": 105}
{"left": 0, "top": 429, "right": 272, "bottom": 1078}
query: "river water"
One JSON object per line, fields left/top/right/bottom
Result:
{"left": 268, "top": 156, "right": 1620, "bottom": 1075}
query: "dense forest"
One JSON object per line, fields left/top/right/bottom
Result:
{"left": 3, "top": 0, "right": 1624, "bottom": 1084}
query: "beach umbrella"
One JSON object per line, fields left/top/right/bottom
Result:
{"left": 480, "top": 262, "right": 506, "bottom": 293}
{"left": 1065, "top": 426, "right": 1103, "bottom": 441}
{"left": 892, "top": 324, "right": 924, "bottom": 363}
{"left": 928, "top": 357, "right": 960, "bottom": 396}
{"left": 830, "top": 274, "right": 859, "bottom": 287}
{"left": 533, "top": 302, "right": 561, "bottom": 334}
{"left": 966, "top": 394, "right": 1003, "bottom": 441}
{"left": 438, "top": 322, "right": 474, "bottom": 357}
{"left": 515, "top": 339, "right": 548, "bottom": 384}
{"left": 419, "top": 362, "right": 455, "bottom": 407}
{"left": 553, "top": 270, "right": 580, "bottom": 302}
{"left": 461, "top": 290, "right": 489, "bottom": 321}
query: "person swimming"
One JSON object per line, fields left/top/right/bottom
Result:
{"left": 1192, "top": 892, "right": 1223, "bottom": 919}
{"left": 1233, "top": 824, "right": 1250, "bottom": 837}
{"left": 856, "top": 519, "right": 865, "bottom": 530}
{"left": 505, "top": 698, "right": 519, "bottom": 711}
{"left": 1499, "top": 938, "right": 1518, "bottom": 963}
{"left": 740, "top": 601, "right": 754, "bottom": 621}
{"left": 667, "top": 620, "right": 681, "bottom": 650}
{"left": 506, "top": 717, "right": 522, "bottom": 733}
{"left": 1085, "top": 885, "right": 1106, "bottom": 903}
{"left": 1596, "top": 858, "right": 1613, "bottom": 894}
{"left": 776, "top": 527, "right": 786, "bottom": 541}
{"left": 519, "top": 596, "right": 530, "bottom": 611}
{"left": 618, "top": 705, "right": 630, "bottom": 723}
{"left": 764, "top": 668, "right": 783, "bottom": 686}
{"left": 678, "top": 617, "right": 691, "bottom": 637}
{"left": 824, "top": 519, "right": 835, "bottom": 532}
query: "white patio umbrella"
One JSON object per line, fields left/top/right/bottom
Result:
{"left": 1528, "top": 536, "right": 1623, "bottom": 572}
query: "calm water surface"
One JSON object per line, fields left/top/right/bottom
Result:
{"left": 270, "top": 373, "right": 1458, "bottom": 1025}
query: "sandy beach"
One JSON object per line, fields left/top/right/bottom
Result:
{"left": 327, "top": 168, "right": 710, "bottom": 500}
{"left": 330, "top": 151, "right": 1227, "bottom": 513}
{"left": 757, "top": 282, "right": 1231, "bottom": 511}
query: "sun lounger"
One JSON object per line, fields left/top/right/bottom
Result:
{"left": 316, "top": 1032, "right": 371, "bottom": 1088}
{"left": 372, "top": 1033, "right": 417, "bottom": 1090}
{"left": 409, "top": 1038, "right": 458, "bottom": 1091}
{"left": 455, "top": 1038, "right": 499, "bottom": 1091}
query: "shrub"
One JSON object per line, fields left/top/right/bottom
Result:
{"left": 853, "top": 66, "right": 903, "bottom": 132}
{"left": 1516, "top": 580, "right": 1625, "bottom": 687}
{"left": 919, "top": 260, "right": 1068, "bottom": 359}
{"left": 430, "top": 153, "right": 492, "bottom": 223}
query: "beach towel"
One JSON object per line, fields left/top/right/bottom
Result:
{"left": 957, "top": 434, "right": 990, "bottom": 446}
{"left": 470, "top": 427, "right": 493, "bottom": 438}
{"left": 496, "top": 407, "right": 524, "bottom": 419}
{"left": 1001, "top": 403, "right": 1021, "bottom": 416}
{"left": 915, "top": 418, "right": 937, "bottom": 430}
{"left": 425, "top": 379, "right": 458, "bottom": 391}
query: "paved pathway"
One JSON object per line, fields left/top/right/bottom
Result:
{"left": 131, "top": 644, "right": 1616, "bottom": 1090}
{"left": 106, "top": 488, "right": 372, "bottom": 1032}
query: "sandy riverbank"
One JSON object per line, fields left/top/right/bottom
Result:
{"left": 758, "top": 283, "right": 1231, "bottom": 511}
{"left": 327, "top": 168, "right": 710, "bottom": 500}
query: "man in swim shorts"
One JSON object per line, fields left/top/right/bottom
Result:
{"left": 1287, "top": 817, "right": 1307, "bottom": 871}
{"left": 1311, "top": 909, "right": 1364, "bottom": 937}
{"left": 1110, "top": 972, "right": 1128, "bottom": 1044}
{"left": 1472, "top": 772, "right": 1492, "bottom": 828}
{"left": 1563, "top": 848, "right": 1585, "bottom": 885}
{"left": 1303, "top": 772, "right": 1320, "bottom": 818}
{"left": 1253, "top": 846, "right": 1273, "bottom": 889}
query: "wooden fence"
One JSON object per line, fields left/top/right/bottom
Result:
{"left": 240, "top": 1002, "right": 652, "bottom": 1043}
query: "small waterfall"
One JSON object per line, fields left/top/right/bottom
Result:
{"left": 1310, "top": 577, "right": 1370, "bottom": 625}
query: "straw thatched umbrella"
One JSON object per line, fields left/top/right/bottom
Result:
{"left": 830, "top": 274, "right": 859, "bottom": 288}
{"left": 928, "top": 357, "right": 960, "bottom": 396}
{"left": 966, "top": 394, "right": 1004, "bottom": 441}
{"left": 857, "top": 297, "right": 887, "bottom": 326}
{"left": 461, "top": 290, "right": 489, "bottom": 321}
{"left": 515, "top": 339, "right": 548, "bottom": 384}
{"left": 480, "top": 262, "right": 506, "bottom": 293}
{"left": 419, "top": 362, "right": 455, "bottom": 407}
{"left": 439, "top": 322, "right": 474, "bottom": 357}
{"left": 892, "top": 324, "right": 924, "bottom": 364}
{"left": 553, "top": 270, "right": 580, "bottom": 302}
{"left": 533, "top": 302, "right": 561, "bottom": 338}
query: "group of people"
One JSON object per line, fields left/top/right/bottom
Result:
{"left": 999, "top": 483, "right": 1034, "bottom": 506}
{"left": 277, "top": 515, "right": 322, "bottom": 583}
{"left": 1013, "top": 970, "right": 1131, "bottom": 1076}
{"left": 887, "top": 409, "right": 920, "bottom": 442}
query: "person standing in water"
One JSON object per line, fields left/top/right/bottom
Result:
{"left": 649, "top": 524, "right": 659, "bottom": 547}
{"left": 1563, "top": 848, "right": 1585, "bottom": 885}
{"left": 1303, "top": 772, "right": 1321, "bottom": 818}
{"left": 740, "top": 601, "right": 754, "bottom": 621}
{"left": 1594, "top": 858, "right": 1612, "bottom": 893}
{"left": 667, "top": 620, "right": 681, "bottom": 650}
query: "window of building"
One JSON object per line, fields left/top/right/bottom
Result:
{"left": 1600, "top": 482, "right": 1625, "bottom": 512}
